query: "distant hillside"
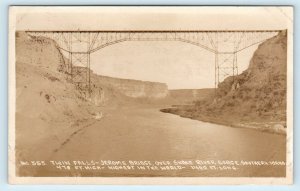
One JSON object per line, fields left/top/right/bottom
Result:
{"left": 168, "top": 88, "right": 214, "bottom": 105}
{"left": 94, "top": 75, "right": 168, "bottom": 99}
{"left": 161, "top": 31, "right": 287, "bottom": 133}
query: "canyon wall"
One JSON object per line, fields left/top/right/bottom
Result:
{"left": 94, "top": 75, "right": 169, "bottom": 99}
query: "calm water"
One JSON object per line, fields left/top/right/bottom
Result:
{"left": 30, "top": 106, "right": 286, "bottom": 177}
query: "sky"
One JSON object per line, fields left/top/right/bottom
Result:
{"left": 13, "top": 6, "right": 292, "bottom": 89}
{"left": 90, "top": 40, "right": 258, "bottom": 89}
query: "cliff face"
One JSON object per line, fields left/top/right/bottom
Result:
{"left": 71, "top": 69, "right": 169, "bottom": 107}
{"left": 94, "top": 75, "right": 169, "bottom": 99}
{"left": 16, "top": 32, "right": 66, "bottom": 71}
{"left": 213, "top": 30, "right": 287, "bottom": 121}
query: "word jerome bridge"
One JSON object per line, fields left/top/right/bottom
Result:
{"left": 25, "top": 29, "right": 283, "bottom": 95}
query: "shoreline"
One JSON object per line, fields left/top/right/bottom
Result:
{"left": 160, "top": 108, "right": 286, "bottom": 135}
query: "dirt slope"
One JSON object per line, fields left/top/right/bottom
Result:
{"left": 15, "top": 32, "right": 103, "bottom": 175}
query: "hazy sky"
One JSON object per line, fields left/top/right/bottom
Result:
{"left": 90, "top": 41, "right": 258, "bottom": 89}
{"left": 13, "top": 6, "right": 292, "bottom": 89}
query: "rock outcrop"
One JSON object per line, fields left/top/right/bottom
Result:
{"left": 213, "top": 30, "right": 287, "bottom": 121}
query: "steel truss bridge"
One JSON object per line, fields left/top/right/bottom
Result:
{"left": 26, "top": 30, "right": 282, "bottom": 94}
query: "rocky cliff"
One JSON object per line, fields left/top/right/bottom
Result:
{"left": 213, "top": 30, "right": 287, "bottom": 122}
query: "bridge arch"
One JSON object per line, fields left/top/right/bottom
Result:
{"left": 26, "top": 30, "right": 282, "bottom": 95}
{"left": 89, "top": 38, "right": 216, "bottom": 54}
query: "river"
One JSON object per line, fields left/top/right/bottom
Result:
{"left": 34, "top": 105, "right": 286, "bottom": 177}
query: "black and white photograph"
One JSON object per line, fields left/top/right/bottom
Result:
{"left": 8, "top": 6, "right": 293, "bottom": 184}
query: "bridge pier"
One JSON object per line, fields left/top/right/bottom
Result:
{"left": 69, "top": 52, "right": 91, "bottom": 97}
